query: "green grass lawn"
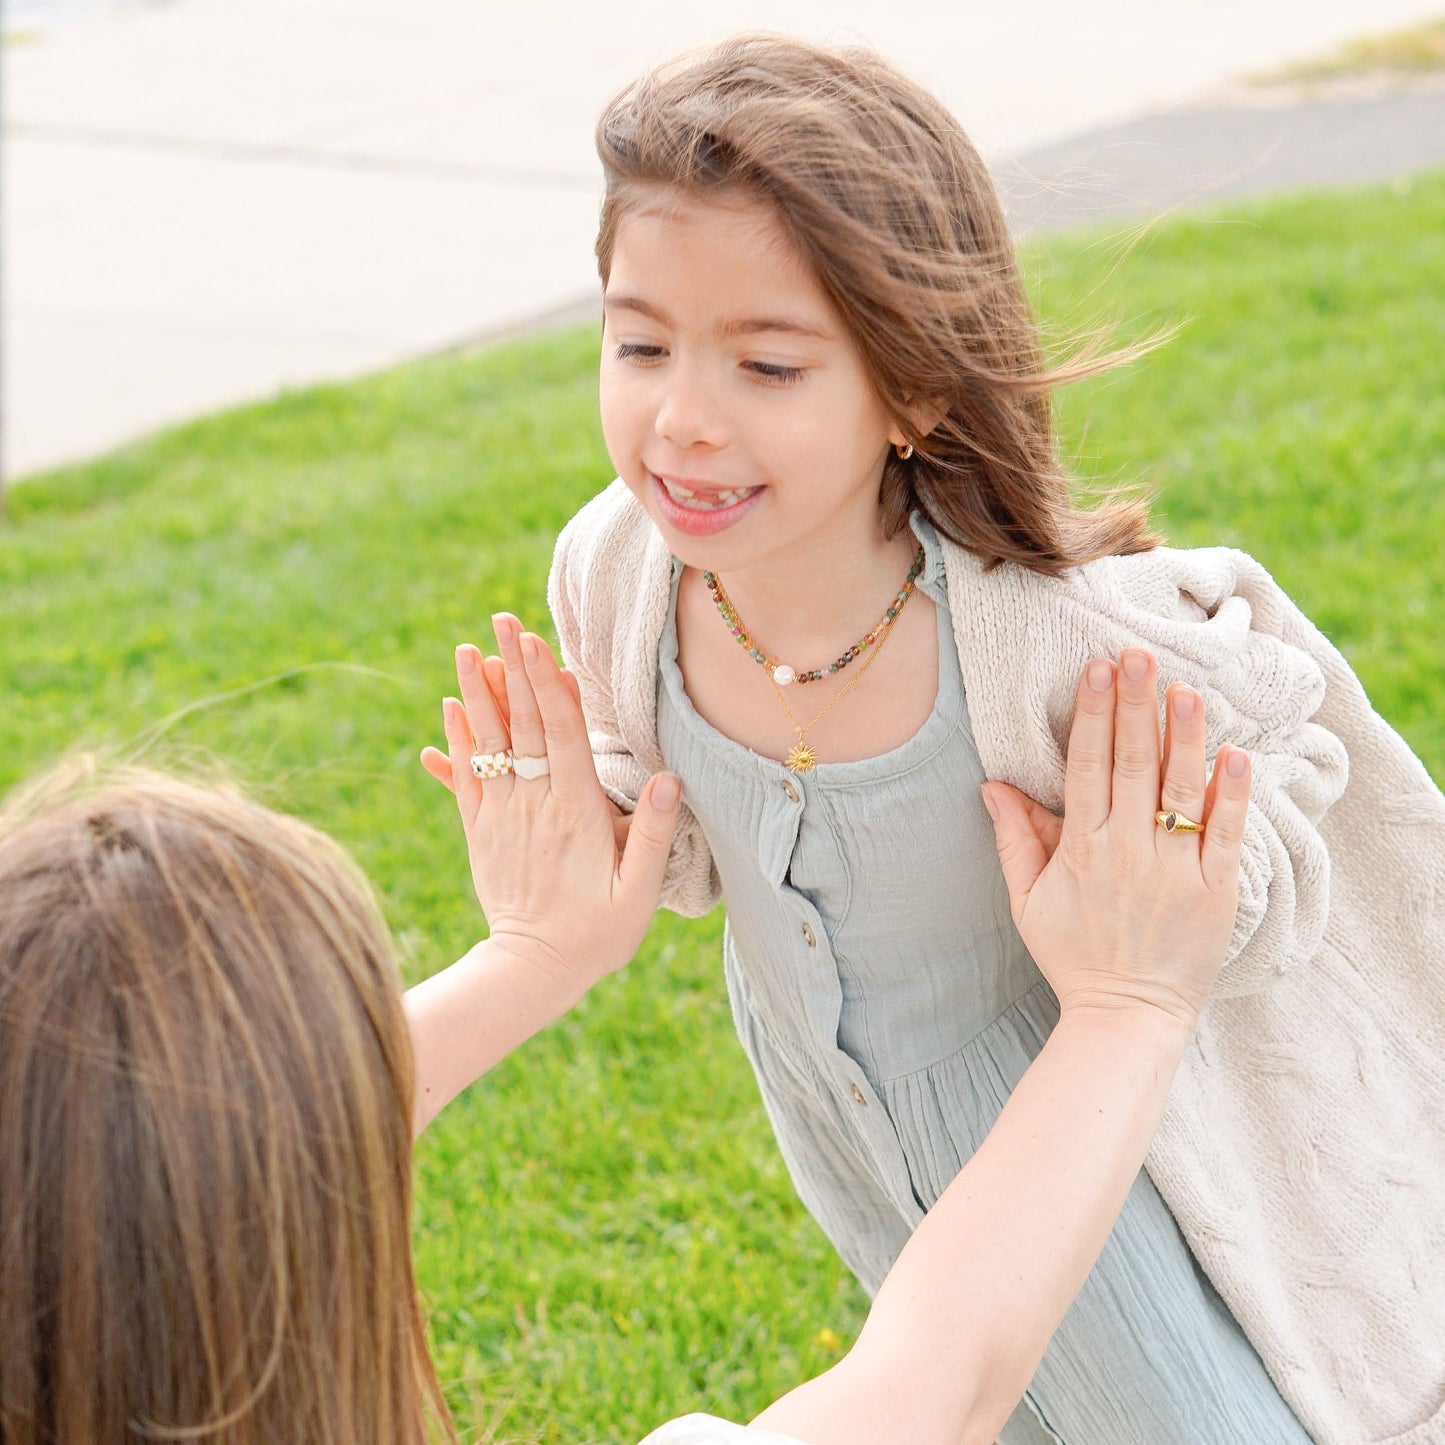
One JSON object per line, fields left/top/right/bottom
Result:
{"left": 3, "top": 171, "right": 1443, "bottom": 1443}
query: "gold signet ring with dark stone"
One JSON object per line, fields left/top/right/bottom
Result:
{"left": 1155, "top": 809, "right": 1203, "bottom": 834}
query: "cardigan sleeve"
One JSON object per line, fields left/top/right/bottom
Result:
{"left": 1082, "top": 547, "right": 1351, "bottom": 996}
{"left": 547, "top": 495, "right": 722, "bottom": 918}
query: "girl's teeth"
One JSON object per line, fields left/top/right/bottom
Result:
{"left": 660, "top": 478, "right": 757, "bottom": 511}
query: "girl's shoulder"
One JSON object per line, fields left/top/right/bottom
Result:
{"left": 937, "top": 532, "right": 1287, "bottom": 635}
{"left": 937, "top": 536, "right": 1339, "bottom": 730}
{"left": 553, "top": 478, "right": 664, "bottom": 581}
{"left": 547, "top": 480, "right": 678, "bottom": 695}
{"left": 549, "top": 479, "right": 674, "bottom": 642}
{"left": 1072, "top": 543, "right": 1287, "bottom": 624}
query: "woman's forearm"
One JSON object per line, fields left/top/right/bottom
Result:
{"left": 403, "top": 938, "right": 593, "bottom": 1136}
{"left": 751, "top": 1004, "right": 1193, "bottom": 1445}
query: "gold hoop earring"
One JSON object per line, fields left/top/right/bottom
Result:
{"left": 894, "top": 441, "right": 914, "bottom": 461}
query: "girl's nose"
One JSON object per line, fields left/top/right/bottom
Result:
{"left": 654, "top": 366, "right": 726, "bottom": 450}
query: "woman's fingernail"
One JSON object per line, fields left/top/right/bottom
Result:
{"left": 1226, "top": 749, "right": 1248, "bottom": 778}
{"left": 521, "top": 633, "right": 540, "bottom": 665}
{"left": 491, "top": 613, "right": 514, "bottom": 645}
{"left": 1121, "top": 649, "right": 1149, "bottom": 682}
{"left": 1173, "top": 688, "right": 1197, "bottom": 721}
{"left": 1087, "top": 659, "right": 1113, "bottom": 693}
{"left": 653, "top": 773, "right": 681, "bottom": 809}
{"left": 980, "top": 784, "right": 999, "bottom": 822}
{"left": 455, "top": 645, "right": 477, "bottom": 676}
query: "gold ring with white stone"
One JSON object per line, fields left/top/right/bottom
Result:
{"left": 470, "top": 749, "right": 514, "bottom": 780}
{"left": 512, "top": 754, "right": 551, "bottom": 781}
{"left": 1155, "top": 808, "right": 1203, "bottom": 834}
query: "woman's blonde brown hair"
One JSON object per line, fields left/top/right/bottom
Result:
{"left": 595, "top": 34, "right": 1157, "bottom": 574}
{"left": 0, "top": 762, "right": 452, "bottom": 1444}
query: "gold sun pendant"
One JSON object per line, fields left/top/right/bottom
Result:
{"left": 785, "top": 742, "right": 818, "bottom": 774}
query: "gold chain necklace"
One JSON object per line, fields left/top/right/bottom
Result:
{"left": 767, "top": 614, "right": 903, "bottom": 773}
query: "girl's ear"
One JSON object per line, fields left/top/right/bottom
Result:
{"left": 890, "top": 396, "right": 946, "bottom": 448}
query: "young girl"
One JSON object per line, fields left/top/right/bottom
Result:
{"left": 0, "top": 651, "right": 1252, "bottom": 1445}
{"left": 489, "top": 34, "right": 1442, "bottom": 1445}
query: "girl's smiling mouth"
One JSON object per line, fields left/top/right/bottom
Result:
{"left": 650, "top": 472, "right": 765, "bottom": 535}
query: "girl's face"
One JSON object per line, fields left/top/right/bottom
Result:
{"left": 599, "top": 190, "right": 906, "bottom": 576}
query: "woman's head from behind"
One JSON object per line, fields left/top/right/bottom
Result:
{"left": 595, "top": 34, "right": 1154, "bottom": 573}
{"left": 0, "top": 763, "right": 443, "bottom": 1445}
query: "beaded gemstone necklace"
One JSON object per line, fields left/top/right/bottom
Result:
{"left": 702, "top": 545, "right": 927, "bottom": 773}
{"left": 703, "top": 544, "right": 925, "bottom": 686}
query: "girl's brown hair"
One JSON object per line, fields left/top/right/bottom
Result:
{"left": 595, "top": 34, "right": 1158, "bottom": 575}
{"left": 0, "top": 763, "right": 451, "bottom": 1445}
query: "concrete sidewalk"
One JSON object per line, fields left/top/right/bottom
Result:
{"left": 4, "top": 0, "right": 1445, "bottom": 481}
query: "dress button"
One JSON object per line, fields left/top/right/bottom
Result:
{"left": 850, "top": 1083, "right": 868, "bottom": 1107}
{"left": 781, "top": 778, "right": 801, "bottom": 803}
{"left": 802, "top": 922, "right": 817, "bottom": 948}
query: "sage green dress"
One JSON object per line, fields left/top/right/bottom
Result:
{"left": 650, "top": 516, "right": 1312, "bottom": 1445}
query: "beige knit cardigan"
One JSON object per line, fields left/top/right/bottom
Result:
{"left": 548, "top": 481, "right": 1445, "bottom": 1445}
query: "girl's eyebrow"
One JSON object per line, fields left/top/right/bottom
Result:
{"left": 602, "top": 294, "right": 668, "bottom": 323}
{"left": 719, "top": 314, "right": 834, "bottom": 342}
{"left": 603, "top": 293, "right": 833, "bottom": 342}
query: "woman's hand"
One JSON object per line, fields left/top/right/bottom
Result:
{"left": 983, "top": 647, "right": 1250, "bottom": 1031}
{"left": 420, "top": 623, "right": 637, "bottom": 854}
{"left": 419, "top": 613, "right": 680, "bottom": 996}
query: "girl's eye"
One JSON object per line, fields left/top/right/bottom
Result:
{"left": 614, "top": 343, "right": 666, "bottom": 364}
{"left": 746, "top": 361, "right": 806, "bottom": 387}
